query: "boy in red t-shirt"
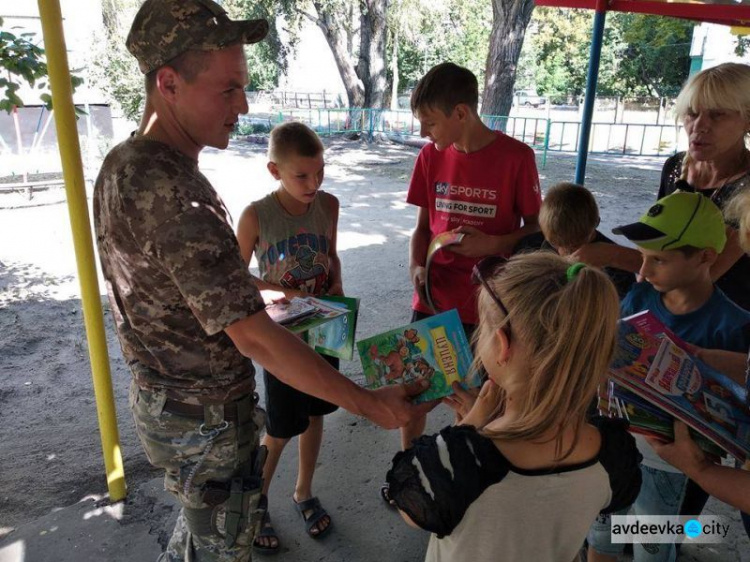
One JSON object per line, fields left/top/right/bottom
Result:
{"left": 384, "top": 63, "right": 541, "bottom": 501}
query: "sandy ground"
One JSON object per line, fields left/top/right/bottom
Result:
{"left": 1, "top": 138, "right": 748, "bottom": 561}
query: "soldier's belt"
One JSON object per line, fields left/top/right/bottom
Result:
{"left": 163, "top": 393, "right": 258, "bottom": 423}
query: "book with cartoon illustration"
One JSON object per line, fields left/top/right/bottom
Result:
{"left": 356, "top": 309, "right": 479, "bottom": 404}
{"left": 607, "top": 313, "right": 750, "bottom": 460}
{"left": 424, "top": 231, "right": 465, "bottom": 313}
{"left": 307, "top": 295, "right": 360, "bottom": 361}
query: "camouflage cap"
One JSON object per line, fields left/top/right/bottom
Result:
{"left": 126, "top": 0, "right": 269, "bottom": 74}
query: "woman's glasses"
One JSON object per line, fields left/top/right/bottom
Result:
{"left": 471, "top": 256, "right": 512, "bottom": 339}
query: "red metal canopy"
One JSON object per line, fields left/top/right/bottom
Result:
{"left": 534, "top": 0, "right": 750, "bottom": 27}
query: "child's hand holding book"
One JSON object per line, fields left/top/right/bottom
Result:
{"left": 646, "top": 421, "right": 715, "bottom": 479}
{"left": 457, "top": 379, "right": 504, "bottom": 429}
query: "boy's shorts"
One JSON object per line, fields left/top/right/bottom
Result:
{"left": 263, "top": 354, "right": 339, "bottom": 439}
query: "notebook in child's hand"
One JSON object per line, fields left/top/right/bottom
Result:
{"left": 307, "top": 295, "right": 360, "bottom": 361}
{"left": 356, "top": 309, "right": 479, "bottom": 404}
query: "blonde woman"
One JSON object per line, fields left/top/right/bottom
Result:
{"left": 574, "top": 62, "right": 750, "bottom": 311}
{"left": 385, "top": 253, "right": 642, "bottom": 562}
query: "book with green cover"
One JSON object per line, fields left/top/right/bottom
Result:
{"left": 307, "top": 295, "right": 360, "bottom": 360}
{"left": 356, "top": 309, "right": 479, "bottom": 404}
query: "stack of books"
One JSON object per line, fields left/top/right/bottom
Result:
{"left": 266, "top": 296, "right": 360, "bottom": 360}
{"left": 604, "top": 311, "right": 750, "bottom": 460}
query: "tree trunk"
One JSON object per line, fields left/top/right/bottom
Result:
{"left": 101, "top": 0, "right": 120, "bottom": 36}
{"left": 358, "top": 0, "right": 389, "bottom": 109}
{"left": 311, "top": 2, "right": 365, "bottom": 108}
{"left": 390, "top": 27, "right": 400, "bottom": 111}
{"left": 482, "top": 0, "right": 535, "bottom": 117}
{"left": 305, "top": 1, "right": 389, "bottom": 109}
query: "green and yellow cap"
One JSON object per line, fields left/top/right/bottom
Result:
{"left": 612, "top": 191, "right": 726, "bottom": 253}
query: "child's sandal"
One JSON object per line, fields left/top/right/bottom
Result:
{"left": 380, "top": 483, "right": 397, "bottom": 509}
{"left": 293, "top": 496, "right": 333, "bottom": 539}
{"left": 252, "top": 494, "right": 280, "bottom": 554}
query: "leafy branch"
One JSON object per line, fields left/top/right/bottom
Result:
{"left": 0, "top": 17, "right": 83, "bottom": 113}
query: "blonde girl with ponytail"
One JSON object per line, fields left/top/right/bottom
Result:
{"left": 385, "top": 252, "right": 642, "bottom": 562}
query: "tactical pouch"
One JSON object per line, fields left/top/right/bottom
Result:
{"left": 183, "top": 446, "right": 267, "bottom": 547}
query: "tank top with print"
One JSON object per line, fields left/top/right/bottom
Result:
{"left": 253, "top": 191, "right": 333, "bottom": 295}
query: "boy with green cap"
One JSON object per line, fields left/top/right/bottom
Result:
{"left": 587, "top": 191, "right": 750, "bottom": 562}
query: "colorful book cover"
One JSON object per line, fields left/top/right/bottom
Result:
{"left": 267, "top": 297, "right": 346, "bottom": 334}
{"left": 356, "top": 309, "right": 479, "bottom": 404}
{"left": 621, "top": 310, "right": 696, "bottom": 354}
{"left": 609, "top": 318, "right": 750, "bottom": 460}
{"left": 603, "top": 383, "right": 725, "bottom": 458}
{"left": 424, "top": 232, "right": 465, "bottom": 314}
{"left": 307, "top": 295, "right": 360, "bottom": 361}
{"left": 265, "top": 297, "right": 317, "bottom": 325}
{"left": 283, "top": 297, "right": 347, "bottom": 334}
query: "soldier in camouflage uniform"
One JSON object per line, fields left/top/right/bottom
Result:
{"left": 93, "top": 1, "right": 432, "bottom": 560}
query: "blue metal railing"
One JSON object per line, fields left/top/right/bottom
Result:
{"left": 237, "top": 108, "right": 682, "bottom": 164}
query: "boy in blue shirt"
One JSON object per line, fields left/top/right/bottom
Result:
{"left": 587, "top": 191, "right": 750, "bottom": 562}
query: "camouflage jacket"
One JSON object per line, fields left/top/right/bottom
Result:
{"left": 93, "top": 136, "right": 264, "bottom": 403}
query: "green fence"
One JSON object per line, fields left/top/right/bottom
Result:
{"left": 237, "top": 108, "right": 681, "bottom": 165}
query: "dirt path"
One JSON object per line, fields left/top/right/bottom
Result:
{"left": 1, "top": 139, "right": 747, "bottom": 561}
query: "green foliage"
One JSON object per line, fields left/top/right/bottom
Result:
{"left": 524, "top": 8, "right": 694, "bottom": 100}
{"left": 527, "top": 8, "right": 591, "bottom": 101}
{"left": 234, "top": 119, "right": 272, "bottom": 135}
{"left": 223, "top": 0, "right": 298, "bottom": 91}
{"left": 736, "top": 35, "right": 750, "bottom": 57}
{"left": 392, "top": 0, "right": 491, "bottom": 92}
{"left": 0, "top": 17, "right": 83, "bottom": 113}
{"left": 89, "top": 0, "right": 144, "bottom": 122}
{"left": 615, "top": 13, "right": 694, "bottom": 98}
{"left": 90, "top": 0, "right": 292, "bottom": 122}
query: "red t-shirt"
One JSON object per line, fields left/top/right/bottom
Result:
{"left": 407, "top": 132, "right": 541, "bottom": 325}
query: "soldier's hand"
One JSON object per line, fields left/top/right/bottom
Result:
{"left": 363, "top": 379, "right": 437, "bottom": 429}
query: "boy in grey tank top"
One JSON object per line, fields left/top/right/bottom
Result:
{"left": 236, "top": 122, "right": 342, "bottom": 553}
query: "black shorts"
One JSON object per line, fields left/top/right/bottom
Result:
{"left": 263, "top": 354, "right": 339, "bottom": 439}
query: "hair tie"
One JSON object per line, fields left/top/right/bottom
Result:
{"left": 566, "top": 262, "right": 586, "bottom": 283}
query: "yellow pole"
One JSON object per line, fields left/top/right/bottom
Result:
{"left": 37, "top": 0, "right": 126, "bottom": 501}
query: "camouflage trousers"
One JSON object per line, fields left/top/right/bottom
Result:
{"left": 130, "top": 381, "right": 266, "bottom": 562}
